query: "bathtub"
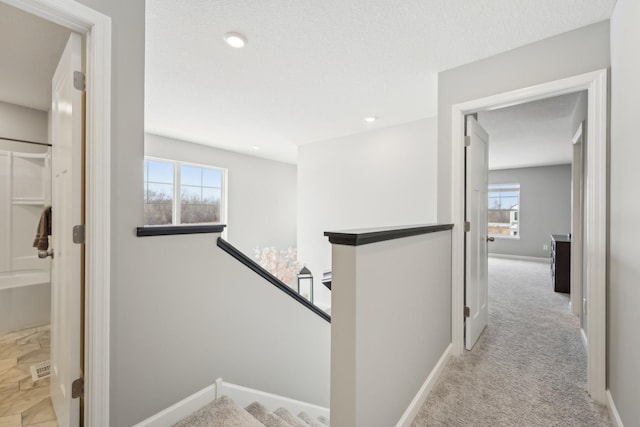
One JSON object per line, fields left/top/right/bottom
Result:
{"left": 0, "top": 270, "right": 51, "bottom": 334}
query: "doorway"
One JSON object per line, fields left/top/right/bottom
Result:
{"left": 0, "top": 0, "right": 112, "bottom": 425}
{"left": 451, "top": 69, "right": 608, "bottom": 403}
{"left": 463, "top": 91, "right": 586, "bottom": 352}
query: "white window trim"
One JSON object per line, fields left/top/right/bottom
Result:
{"left": 144, "top": 156, "right": 228, "bottom": 227}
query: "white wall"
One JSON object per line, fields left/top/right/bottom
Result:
{"left": 297, "top": 118, "right": 438, "bottom": 306}
{"left": 609, "top": 0, "right": 640, "bottom": 424}
{"left": 0, "top": 102, "right": 51, "bottom": 333}
{"left": 437, "top": 21, "right": 610, "bottom": 223}
{"left": 330, "top": 230, "right": 452, "bottom": 426}
{"left": 123, "top": 232, "right": 330, "bottom": 424}
{"left": 0, "top": 100, "right": 48, "bottom": 143}
{"left": 146, "top": 134, "right": 297, "bottom": 255}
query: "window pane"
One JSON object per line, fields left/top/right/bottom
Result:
{"left": 147, "top": 183, "right": 173, "bottom": 202}
{"left": 144, "top": 202, "right": 172, "bottom": 225}
{"left": 180, "top": 203, "right": 220, "bottom": 224}
{"left": 147, "top": 160, "right": 174, "bottom": 184}
{"left": 181, "top": 185, "right": 202, "bottom": 203}
{"left": 202, "top": 187, "right": 221, "bottom": 204}
{"left": 488, "top": 184, "right": 519, "bottom": 237}
{"left": 203, "top": 168, "right": 222, "bottom": 187}
{"left": 181, "top": 165, "right": 202, "bottom": 186}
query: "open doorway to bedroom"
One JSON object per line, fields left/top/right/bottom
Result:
{"left": 477, "top": 90, "right": 587, "bottom": 331}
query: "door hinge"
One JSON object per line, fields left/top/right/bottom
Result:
{"left": 73, "top": 224, "right": 85, "bottom": 244}
{"left": 464, "top": 221, "right": 470, "bottom": 232}
{"left": 72, "top": 377, "right": 84, "bottom": 398}
{"left": 464, "top": 306, "right": 470, "bottom": 318}
{"left": 73, "top": 71, "right": 86, "bottom": 91}
{"left": 464, "top": 135, "right": 471, "bottom": 147}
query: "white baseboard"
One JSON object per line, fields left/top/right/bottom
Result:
{"left": 132, "top": 378, "right": 329, "bottom": 427}
{"left": 607, "top": 389, "right": 624, "bottom": 427}
{"left": 395, "top": 344, "right": 452, "bottom": 427}
{"left": 489, "top": 253, "right": 549, "bottom": 263}
{"left": 581, "top": 328, "right": 588, "bottom": 351}
{"left": 216, "top": 379, "right": 330, "bottom": 420}
{"left": 132, "top": 383, "right": 218, "bottom": 427}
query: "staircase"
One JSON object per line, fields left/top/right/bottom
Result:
{"left": 173, "top": 396, "right": 329, "bottom": 427}
{"left": 133, "top": 379, "right": 329, "bottom": 427}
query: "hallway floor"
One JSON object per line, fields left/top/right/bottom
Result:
{"left": 0, "top": 325, "right": 58, "bottom": 427}
{"left": 412, "top": 257, "right": 611, "bottom": 426}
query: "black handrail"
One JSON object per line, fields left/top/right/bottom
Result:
{"left": 216, "top": 238, "right": 331, "bottom": 323}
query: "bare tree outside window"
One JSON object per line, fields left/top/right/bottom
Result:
{"left": 144, "top": 159, "right": 174, "bottom": 225}
{"left": 180, "top": 164, "right": 222, "bottom": 224}
{"left": 143, "top": 159, "right": 225, "bottom": 226}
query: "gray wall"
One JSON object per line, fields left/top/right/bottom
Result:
{"left": 488, "top": 165, "right": 571, "bottom": 259}
{"left": 297, "top": 118, "right": 438, "bottom": 307}
{"left": 71, "top": 3, "right": 307, "bottom": 425}
{"left": 330, "top": 230, "right": 451, "bottom": 426}
{"left": 146, "top": 133, "right": 297, "bottom": 256}
{"left": 73, "top": 1, "right": 146, "bottom": 425}
{"left": 437, "top": 21, "right": 610, "bottom": 223}
{"left": 609, "top": 0, "right": 640, "bottom": 424}
{"left": 125, "top": 232, "right": 330, "bottom": 423}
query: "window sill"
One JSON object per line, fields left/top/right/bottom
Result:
{"left": 136, "top": 224, "right": 226, "bottom": 237}
{"left": 490, "top": 235, "right": 520, "bottom": 240}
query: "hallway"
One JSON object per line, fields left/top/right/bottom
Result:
{"left": 412, "top": 257, "right": 611, "bottom": 426}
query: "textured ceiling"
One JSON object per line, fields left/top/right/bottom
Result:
{"left": 146, "top": 0, "right": 615, "bottom": 163}
{"left": 0, "top": 2, "right": 70, "bottom": 111}
{"left": 478, "top": 92, "right": 585, "bottom": 170}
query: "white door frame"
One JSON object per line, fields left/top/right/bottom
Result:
{"left": 1, "top": 0, "right": 112, "bottom": 425}
{"left": 571, "top": 123, "right": 584, "bottom": 321}
{"left": 450, "top": 69, "right": 607, "bottom": 403}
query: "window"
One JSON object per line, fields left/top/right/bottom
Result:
{"left": 488, "top": 183, "right": 519, "bottom": 238}
{"left": 144, "top": 158, "right": 226, "bottom": 226}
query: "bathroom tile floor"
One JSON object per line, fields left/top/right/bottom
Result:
{"left": 0, "top": 325, "right": 58, "bottom": 427}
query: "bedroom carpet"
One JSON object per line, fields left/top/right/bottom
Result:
{"left": 412, "top": 257, "right": 611, "bottom": 426}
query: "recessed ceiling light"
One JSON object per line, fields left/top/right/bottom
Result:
{"left": 364, "top": 116, "right": 377, "bottom": 123}
{"left": 224, "top": 32, "right": 248, "bottom": 48}
{"left": 252, "top": 146, "right": 261, "bottom": 150}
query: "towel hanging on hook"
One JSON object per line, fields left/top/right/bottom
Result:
{"left": 33, "top": 206, "right": 52, "bottom": 251}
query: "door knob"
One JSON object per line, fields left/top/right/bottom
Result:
{"left": 487, "top": 237, "right": 495, "bottom": 242}
{"left": 38, "top": 249, "right": 54, "bottom": 259}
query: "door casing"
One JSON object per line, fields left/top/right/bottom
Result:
{"left": 0, "top": 0, "right": 112, "bottom": 425}
{"left": 450, "top": 69, "right": 608, "bottom": 403}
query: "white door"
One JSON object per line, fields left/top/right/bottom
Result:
{"left": 50, "top": 32, "right": 83, "bottom": 427}
{"left": 465, "top": 116, "right": 489, "bottom": 350}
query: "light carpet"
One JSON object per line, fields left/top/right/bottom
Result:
{"left": 412, "top": 257, "right": 611, "bottom": 426}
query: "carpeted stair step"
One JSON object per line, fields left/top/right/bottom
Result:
{"left": 298, "top": 411, "right": 325, "bottom": 427}
{"left": 274, "top": 407, "right": 311, "bottom": 427}
{"left": 317, "top": 415, "right": 330, "bottom": 425}
{"left": 172, "top": 395, "right": 263, "bottom": 427}
{"left": 171, "top": 394, "right": 329, "bottom": 427}
{"left": 245, "top": 401, "right": 291, "bottom": 427}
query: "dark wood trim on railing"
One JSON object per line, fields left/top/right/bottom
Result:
{"left": 324, "top": 223, "right": 454, "bottom": 246}
{"left": 217, "top": 238, "right": 331, "bottom": 323}
{"left": 136, "top": 224, "right": 226, "bottom": 237}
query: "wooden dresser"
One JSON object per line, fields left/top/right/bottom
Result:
{"left": 550, "top": 234, "right": 571, "bottom": 293}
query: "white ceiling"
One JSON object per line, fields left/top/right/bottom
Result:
{"left": 0, "top": 1, "right": 614, "bottom": 162}
{"left": 0, "top": 2, "right": 71, "bottom": 111}
{"left": 145, "top": 0, "right": 615, "bottom": 163}
{"left": 478, "top": 92, "right": 585, "bottom": 170}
